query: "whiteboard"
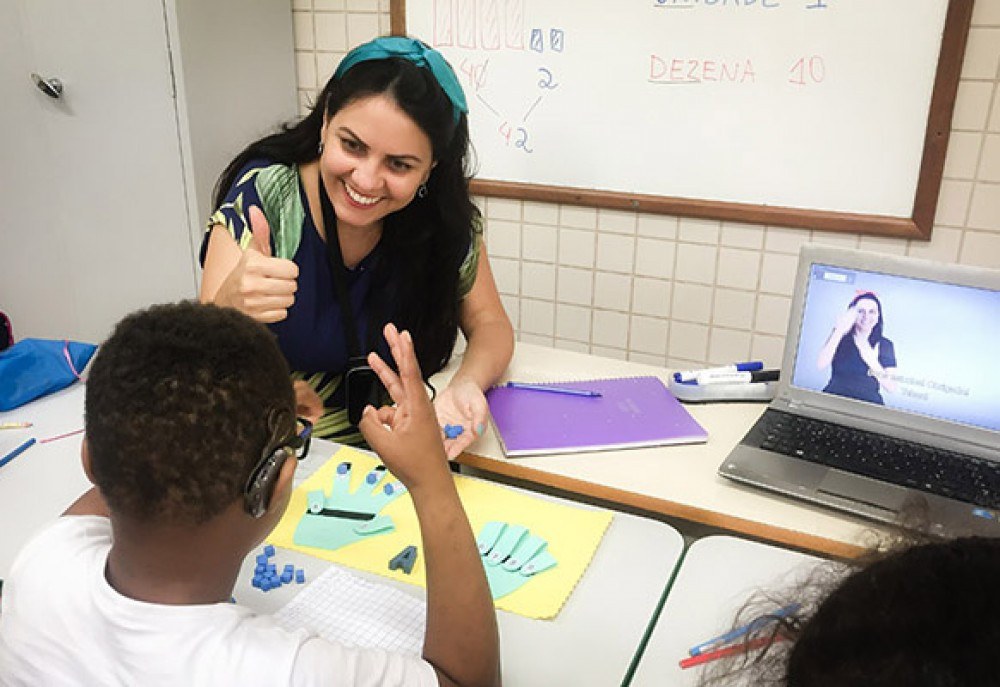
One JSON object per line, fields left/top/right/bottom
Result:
{"left": 396, "top": 0, "right": 973, "bottom": 238}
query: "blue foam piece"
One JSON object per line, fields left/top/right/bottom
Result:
{"left": 443, "top": 423, "right": 464, "bottom": 439}
{"left": 263, "top": 544, "right": 276, "bottom": 558}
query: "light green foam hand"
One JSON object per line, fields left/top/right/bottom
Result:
{"left": 477, "top": 521, "right": 558, "bottom": 600}
{"left": 293, "top": 460, "right": 407, "bottom": 551}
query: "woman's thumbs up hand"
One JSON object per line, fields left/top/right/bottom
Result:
{"left": 216, "top": 206, "right": 300, "bottom": 323}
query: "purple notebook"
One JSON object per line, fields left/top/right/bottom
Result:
{"left": 486, "top": 376, "right": 708, "bottom": 457}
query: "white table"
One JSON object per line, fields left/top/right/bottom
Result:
{"left": 239, "top": 439, "right": 685, "bottom": 687}
{"left": 435, "top": 343, "right": 892, "bottom": 557}
{"left": 630, "top": 535, "right": 826, "bottom": 686}
{"left": 0, "top": 384, "right": 90, "bottom": 578}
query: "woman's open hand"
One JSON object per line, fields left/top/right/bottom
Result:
{"left": 833, "top": 306, "right": 858, "bottom": 336}
{"left": 433, "top": 377, "right": 490, "bottom": 459}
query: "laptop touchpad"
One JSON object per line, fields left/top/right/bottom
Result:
{"left": 818, "top": 472, "right": 908, "bottom": 513}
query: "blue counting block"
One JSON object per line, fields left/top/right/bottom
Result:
{"left": 251, "top": 546, "right": 305, "bottom": 592}
{"left": 443, "top": 424, "right": 464, "bottom": 440}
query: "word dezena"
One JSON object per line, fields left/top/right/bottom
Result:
{"left": 649, "top": 55, "right": 757, "bottom": 84}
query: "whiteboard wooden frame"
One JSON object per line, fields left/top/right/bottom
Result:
{"left": 392, "top": 0, "right": 973, "bottom": 240}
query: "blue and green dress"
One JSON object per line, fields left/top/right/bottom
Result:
{"left": 201, "top": 160, "right": 482, "bottom": 445}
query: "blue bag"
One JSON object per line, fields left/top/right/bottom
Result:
{"left": 0, "top": 338, "right": 98, "bottom": 411}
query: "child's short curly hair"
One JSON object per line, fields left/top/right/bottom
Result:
{"left": 85, "top": 302, "right": 294, "bottom": 525}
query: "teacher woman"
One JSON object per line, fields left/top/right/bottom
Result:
{"left": 816, "top": 291, "right": 897, "bottom": 405}
{"left": 200, "top": 37, "right": 513, "bottom": 457}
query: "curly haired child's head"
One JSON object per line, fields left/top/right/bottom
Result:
{"left": 84, "top": 302, "right": 294, "bottom": 525}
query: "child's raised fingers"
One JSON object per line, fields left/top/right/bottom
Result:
{"left": 367, "top": 351, "right": 405, "bottom": 406}
{"left": 396, "top": 330, "right": 424, "bottom": 392}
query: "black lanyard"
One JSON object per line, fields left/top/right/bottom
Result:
{"left": 317, "top": 173, "right": 378, "bottom": 361}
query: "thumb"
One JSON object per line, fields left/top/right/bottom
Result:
{"left": 248, "top": 205, "right": 272, "bottom": 257}
{"left": 358, "top": 405, "right": 392, "bottom": 454}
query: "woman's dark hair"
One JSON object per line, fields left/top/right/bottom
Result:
{"left": 847, "top": 292, "right": 884, "bottom": 346}
{"left": 699, "top": 536, "right": 1000, "bottom": 687}
{"left": 213, "top": 55, "right": 476, "bottom": 376}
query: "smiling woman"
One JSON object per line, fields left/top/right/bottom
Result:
{"left": 199, "top": 37, "right": 513, "bottom": 454}
{"left": 816, "top": 291, "right": 898, "bottom": 405}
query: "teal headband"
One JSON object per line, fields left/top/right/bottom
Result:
{"left": 334, "top": 36, "right": 468, "bottom": 124}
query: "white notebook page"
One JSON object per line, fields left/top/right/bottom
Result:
{"left": 274, "top": 564, "right": 427, "bottom": 655}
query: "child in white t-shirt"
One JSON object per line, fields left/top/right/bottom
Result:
{"left": 0, "top": 302, "right": 499, "bottom": 687}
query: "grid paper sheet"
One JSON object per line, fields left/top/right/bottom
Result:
{"left": 274, "top": 564, "right": 426, "bottom": 655}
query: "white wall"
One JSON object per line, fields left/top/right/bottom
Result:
{"left": 290, "top": 0, "right": 1000, "bottom": 370}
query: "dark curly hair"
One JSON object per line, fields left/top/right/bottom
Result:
{"left": 213, "top": 51, "right": 477, "bottom": 377}
{"left": 84, "top": 302, "right": 295, "bottom": 525}
{"left": 698, "top": 536, "right": 1000, "bottom": 687}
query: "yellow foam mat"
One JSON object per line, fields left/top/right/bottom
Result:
{"left": 268, "top": 446, "right": 613, "bottom": 619}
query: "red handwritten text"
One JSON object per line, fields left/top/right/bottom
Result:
{"left": 649, "top": 55, "right": 757, "bottom": 84}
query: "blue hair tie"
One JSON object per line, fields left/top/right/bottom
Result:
{"left": 334, "top": 36, "right": 468, "bottom": 124}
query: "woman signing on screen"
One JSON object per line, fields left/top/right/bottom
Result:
{"left": 199, "top": 36, "right": 513, "bottom": 457}
{"left": 816, "top": 292, "right": 897, "bottom": 405}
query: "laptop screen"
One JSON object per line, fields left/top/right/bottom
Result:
{"left": 790, "top": 262, "right": 1000, "bottom": 433}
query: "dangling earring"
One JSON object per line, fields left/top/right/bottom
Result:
{"left": 417, "top": 183, "right": 428, "bottom": 199}
{"left": 317, "top": 139, "right": 325, "bottom": 155}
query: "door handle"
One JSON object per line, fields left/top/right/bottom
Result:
{"left": 31, "top": 73, "right": 64, "bottom": 99}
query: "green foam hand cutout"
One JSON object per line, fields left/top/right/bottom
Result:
{"left": 477, "top": 521, "right": 558, "bottom": 600}
{"left": 293, "top": 461, "right": 407, "bottom": 551}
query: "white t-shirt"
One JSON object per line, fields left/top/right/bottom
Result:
{"left": 0, "top": 516, "right": 437, "bottom": 687}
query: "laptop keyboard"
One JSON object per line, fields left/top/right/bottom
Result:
{"left": 747, "top": 409, "right": 1000, "bottom": 510}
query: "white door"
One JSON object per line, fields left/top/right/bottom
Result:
{"left": 0, "top": 0, "right": 198, "bottom": 344}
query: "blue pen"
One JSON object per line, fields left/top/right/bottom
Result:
{"left": 0, "top": 437, "right": 36, "bottom": 469}
{"left": 688, "top": 602, "right": 800, "bottom": 656}
{"left": 505, "top": 382, "right": 602, "bottom": 398}
{"left": 674, "top": 361, "right": 764, "bottom": 383}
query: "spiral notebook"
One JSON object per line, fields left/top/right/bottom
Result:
{"left": 486, "top": 376, "right": 708, "bottom": 457}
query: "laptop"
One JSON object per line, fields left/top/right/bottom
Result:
{"left": 719, "top": 245, "right": 1000, "bottom": 537}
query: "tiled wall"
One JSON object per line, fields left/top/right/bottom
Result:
{"left": 291, "top": 0, "right": 1000, "bottom": 369}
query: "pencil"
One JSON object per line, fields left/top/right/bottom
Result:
{"left": 39, "top": 428, "right": 85, "bottom": 444}
{"left": 504, "top": 382, "right": 602, "bottom": 397}
{"left": 689, "top": 602, "right": 800, "bottom": 655}
{"left": 0, "top": 438, "right": 36, "bottom": 469}
{"left": 679, "top": 634, "right": 788, "bottom": 669}
{"left": 0, "top": 422, "right": 32, "bottom": 430}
